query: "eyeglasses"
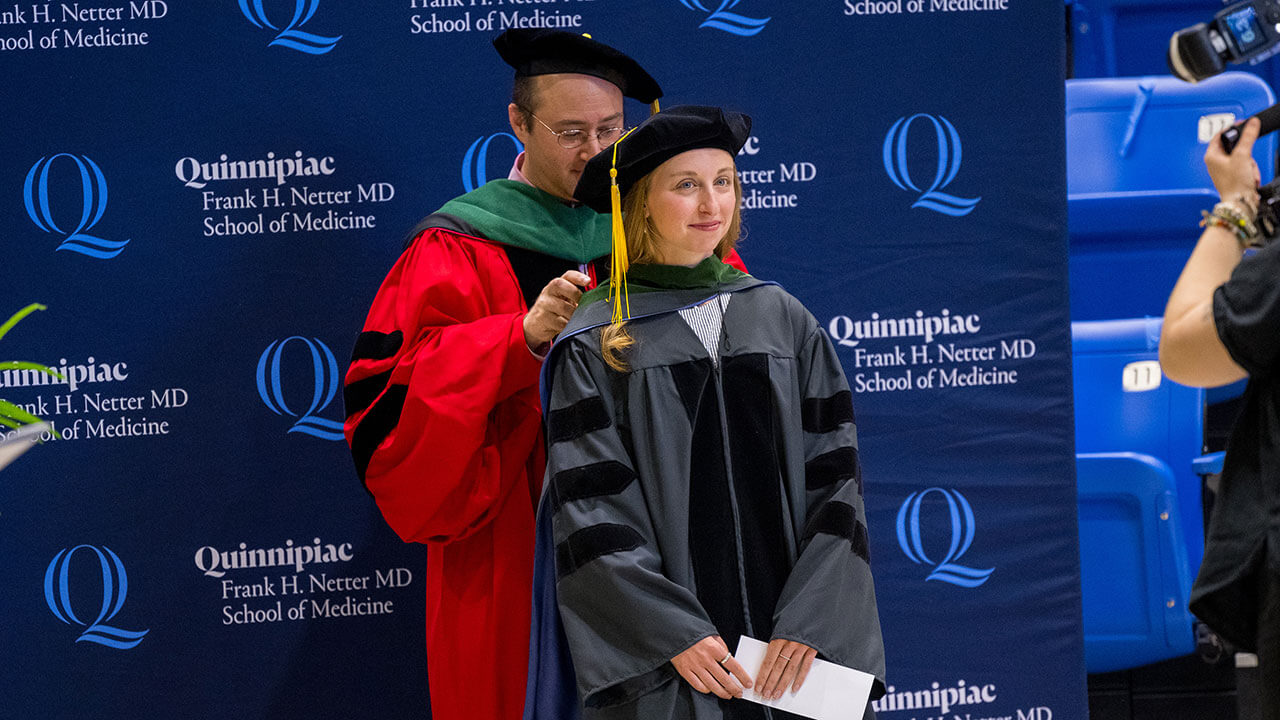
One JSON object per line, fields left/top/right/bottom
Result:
{"left": 524, "top": 110, "right": 627, "bottom": 150}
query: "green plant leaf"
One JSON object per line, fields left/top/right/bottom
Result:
{"left": 0, "top": 361, "right": 63, "bottom": 379}
{"left": 0, "top": 398, "right": 42, "bottom": 425}
{"left": 0, "top": 303, "right": 46, "bottom": 344}
{"left": 0, "top": 304, "right": 63, "bottom": 440}
{"left": 0, "top": 411, "right": 59, "bottom": 439}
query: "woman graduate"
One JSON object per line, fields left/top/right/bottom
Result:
{"left": 527, "top": 105, "right": 885, "bottom": 720}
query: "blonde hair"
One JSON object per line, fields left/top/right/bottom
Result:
{"left": 600, "top": 168, "right": 744, "bottom": 371}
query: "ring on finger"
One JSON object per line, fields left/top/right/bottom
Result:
{"left": 779, "top": 654, "right": 792, "bottom": 662}
{"left": 718, "top": 652, "right": 731, "bottom": 665}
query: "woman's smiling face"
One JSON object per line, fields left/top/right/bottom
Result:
{"left": 644, "top": 148, "right": 738, "bottom": 267}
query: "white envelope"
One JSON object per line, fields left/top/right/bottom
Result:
{"left": 733, "top": 636, "right": 874, "bottom": 720}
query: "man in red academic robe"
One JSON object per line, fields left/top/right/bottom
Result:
{"left": 343, "top": 29, "right": 670, "bottom": 720}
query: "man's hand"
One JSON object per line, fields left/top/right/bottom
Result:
{"left": 523, "top": 270, "right": 590, "bottom": 354}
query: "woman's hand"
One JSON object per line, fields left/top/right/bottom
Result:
{"left": 754, "top": 638, "right": 818, "bottom": 700}
{"left": 1206, "top": 117, "right": 1262, "bottom": 208}
{"left": 671, "top": 635, "right": 753, "bottom": 700}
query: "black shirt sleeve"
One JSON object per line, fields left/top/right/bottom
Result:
{"left": 1213, "top": 241, "right": 1280, "bottom": 378}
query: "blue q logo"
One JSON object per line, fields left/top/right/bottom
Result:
{"left": 462, "top": 132, "right": 524, "bottom": 192}
{"left": 256, "top": 336, "right": 344, "bottom": 441}
{"left": 895, "top": 487, "right": 994, "bottom": 588}
{"left": 24, "top": 154, "right": 130, "bottom": 259}
{"left": 239, "top": 0, "right": 341, "bottom": 54}
{"left": 882, "top": 114, "right": 982, "bottom": 217}
{"left": 677, "top": 0, "right": 770, "bottom": 36}
{"left": 44, "top": 546, "right": 149, "bottom": 649}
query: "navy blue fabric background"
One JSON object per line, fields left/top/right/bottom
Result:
{"left": 1, "top": 2, "right": 1081, "bottom": 718}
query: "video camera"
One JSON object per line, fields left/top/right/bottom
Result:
{"left": 1168, "top": 1, "right": 1280, "bottom": 83}
{"left": 1252, "top": 175, "right": 1280, "bottom": 240}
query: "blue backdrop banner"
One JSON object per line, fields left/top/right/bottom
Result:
{"left": 1, "top": 3, "right": 1081, "bottom": 719}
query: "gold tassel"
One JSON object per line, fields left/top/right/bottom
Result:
{"left": 608, "top": 128, "right": 637, "bottom": 326}
{"left": 650, "top": 99, "right": 660, "bottom": 116}
{"left": 609, "top": 167, "right": 629, "bottom": 325}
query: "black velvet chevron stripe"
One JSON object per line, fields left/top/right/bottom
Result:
{"left": 343, "top": 370, "right": 392, "bottom": 419}
{"left": 350, "top": 384, "right": 408, "bottom": 483}
{"left": 804, "top": 446, "right": 863, "bottom": 495}
{"left": 802, "top": 501, "right": 871, "bottom": 564}
{"left": 555, "top": 523, "right": 645, "bottom": 580}
{"left": 548, "top": 461, "right": 638, "bottom": 515}
{"left": 351, "top": 330, "right": 403, "bottom": 361}
{"left": 548, "top": 396, "right": 611, "bottom": 444}
{"left": 802, "top": 390, "right": 855, "bottom": 433}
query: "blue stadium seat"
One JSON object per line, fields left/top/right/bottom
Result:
{"left": 1066, "top": 73, "right": 1275, "bottom": 321}
{"left": 1067, "top": 0, "right": 1280, "bottom": 88}
{"left": 1192, "top": 450, "right": 1225, "bottom": 477}
{"left": 1077, "top": 452, "right": 1196, "bottom": 672}
{"left": 1073, "top": 317, "right": 1206, "bottom": 671}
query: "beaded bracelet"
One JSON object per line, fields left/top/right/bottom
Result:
{"left": 1201, "top": 201, "right": 1260, "bottom": 247}
{"left": 1233, "top": 193, "right": 1259, "bottom": 219}
{"left": 1201, "top": 212, "right": 1247, "bottom": 242}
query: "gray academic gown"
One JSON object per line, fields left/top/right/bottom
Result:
{"left": 541, "top": 275, "right": 886, "bottom": 720}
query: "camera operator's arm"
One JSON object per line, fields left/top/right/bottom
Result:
{"left": 1160, "top": 119, "right": 1260, "bottom": 388}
